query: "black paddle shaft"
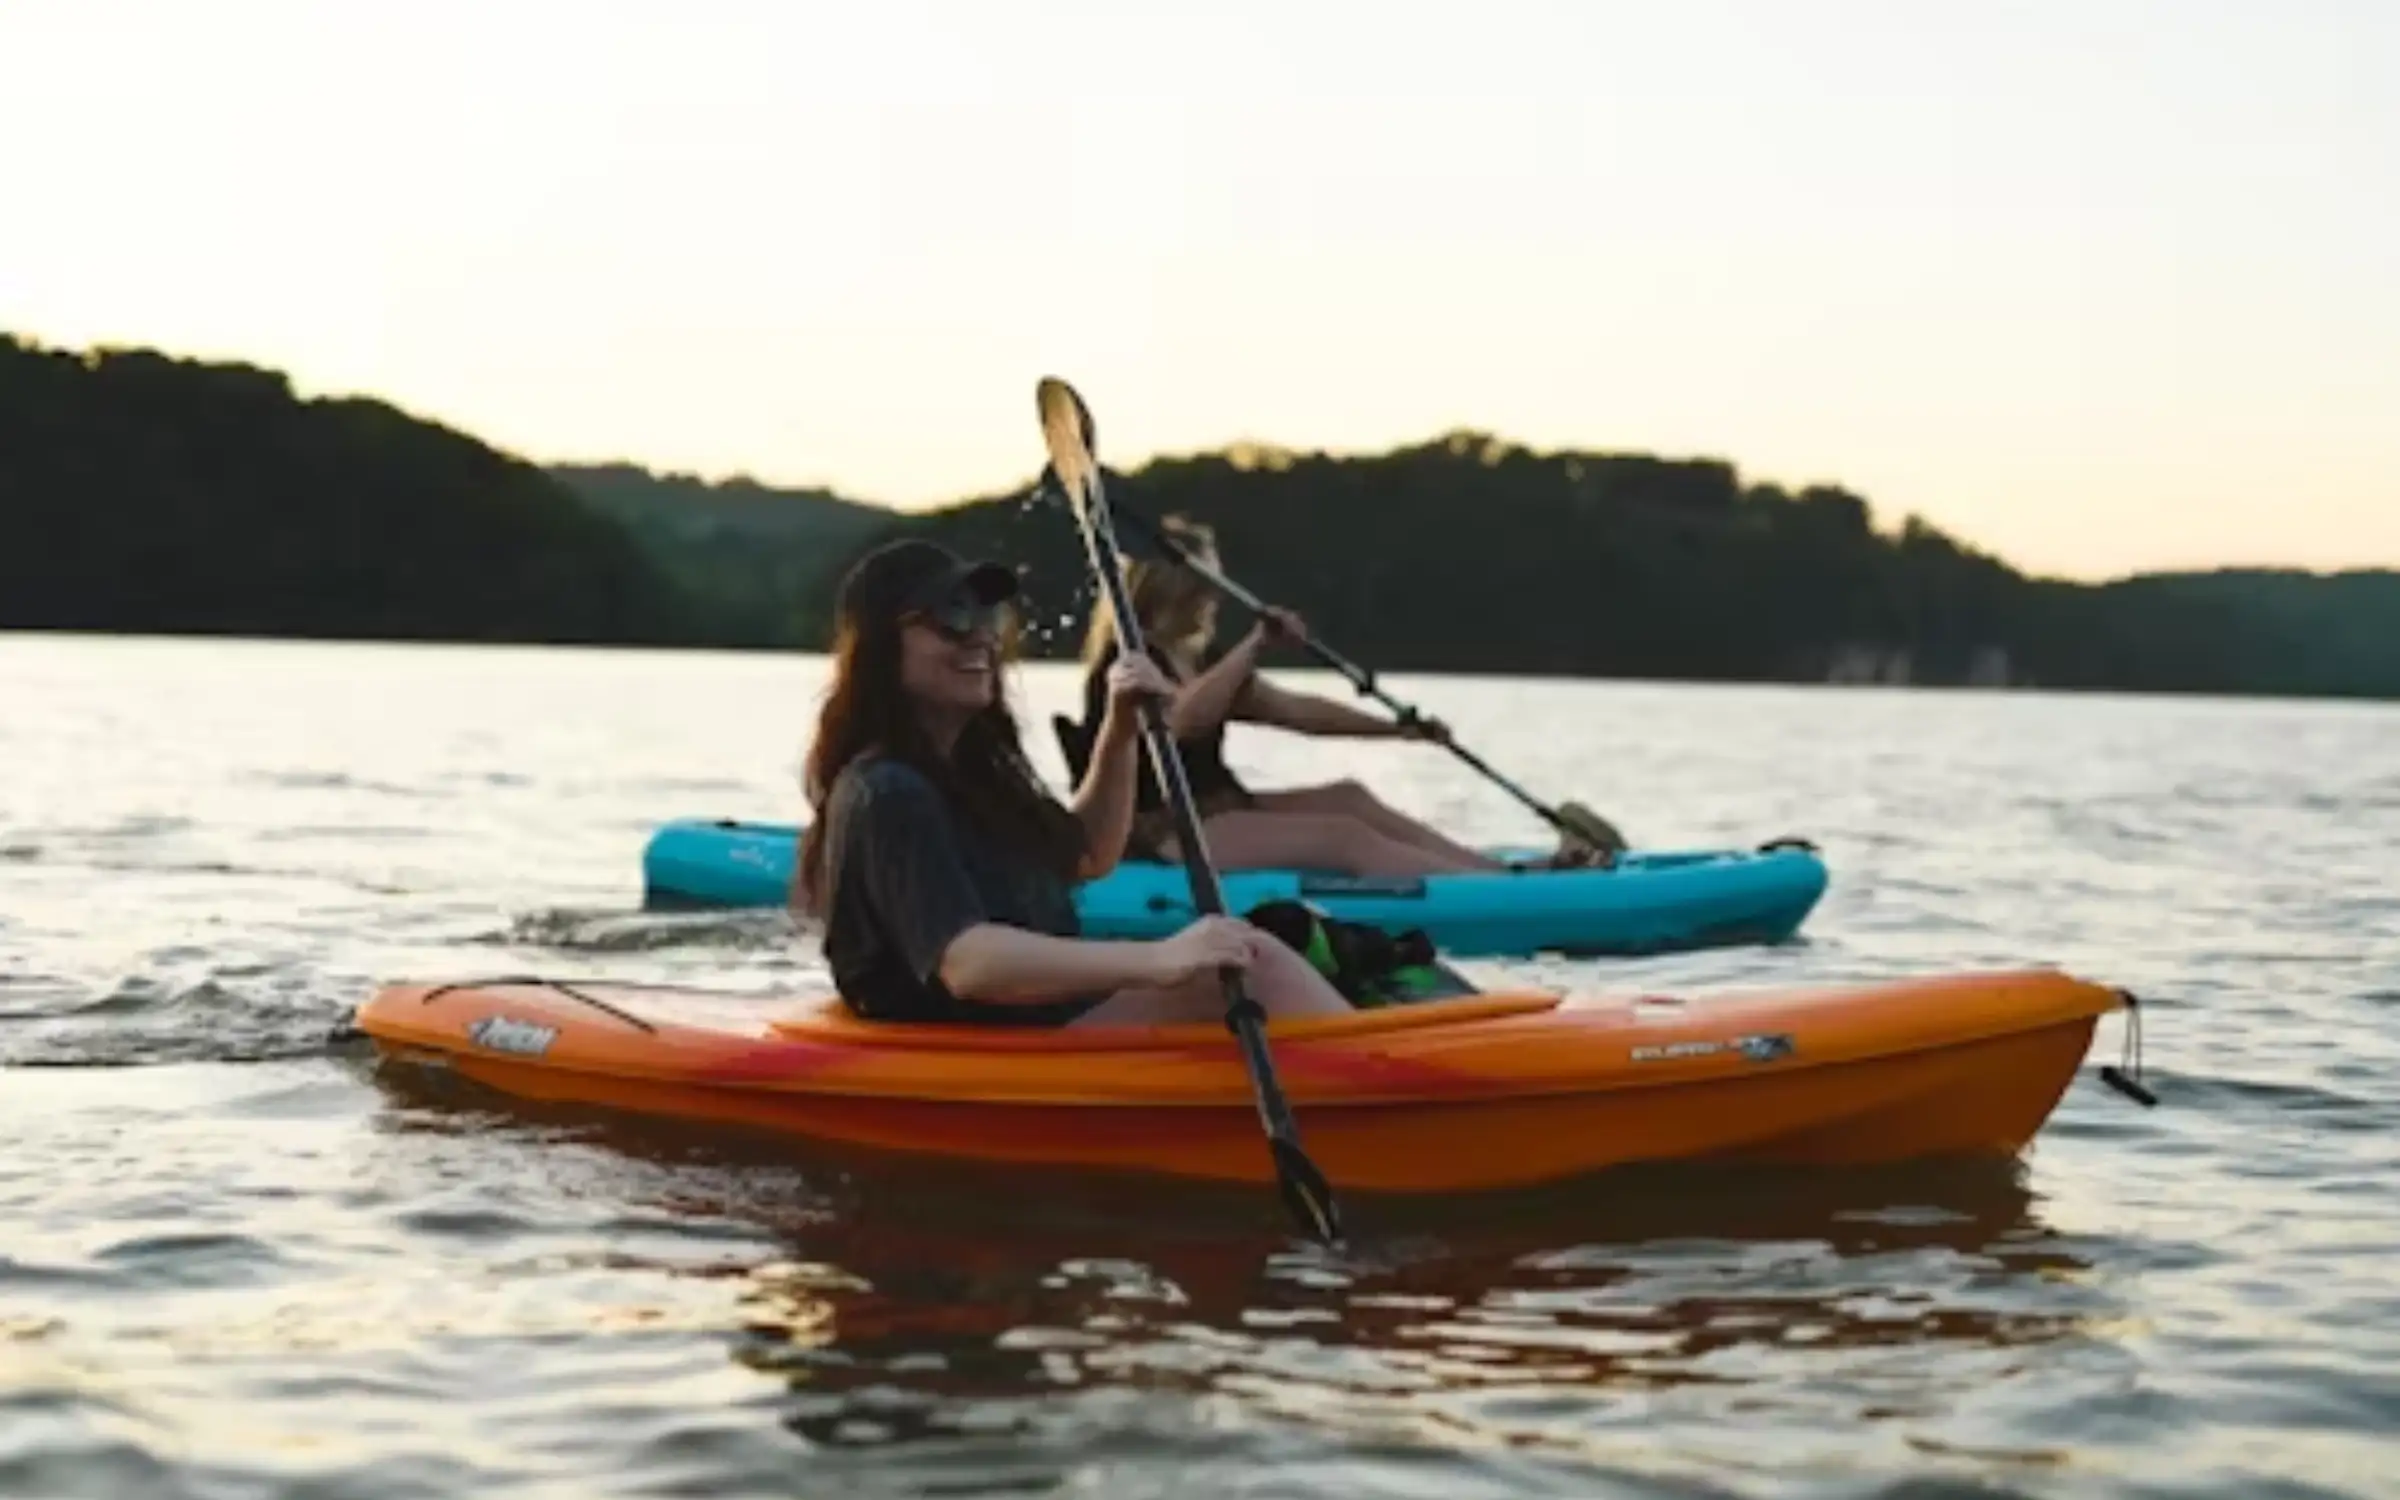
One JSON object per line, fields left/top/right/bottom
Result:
{"left": 1036, "top": 380, "right": 1342, "bottom": 1246}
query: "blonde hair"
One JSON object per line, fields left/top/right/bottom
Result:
{"left": 1081, "top": 514, "right": 1220, "bottom": 665}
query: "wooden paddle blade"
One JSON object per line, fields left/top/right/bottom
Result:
{"left": 1271, "top": 1136, "right": 1345, "bottom": 1245}
{"left": 1036, "top": 377, "right": 1101, "bottom": 517}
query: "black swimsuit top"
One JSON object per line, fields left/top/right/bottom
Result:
{"left": 1079, "top": 642, "right": 1249, "bottom": 812}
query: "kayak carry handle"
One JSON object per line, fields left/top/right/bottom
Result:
{"left": 2098, "top": 990, "right": 2158, "bottom": 1107}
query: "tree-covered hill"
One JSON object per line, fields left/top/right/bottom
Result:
{"left": 898, "top": 436, "right": 2400, "bottom": 698}
{"left": 0, "top": 335, "right": 689, "bottom": 644}
{"left": 4, "top": 333, "right": 2391, "bottom": 700}
{"left": 549, "top": 463, "right": 890, "bottom": 646}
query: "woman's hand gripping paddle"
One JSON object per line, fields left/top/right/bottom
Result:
{"left": 1036, "top": 376, "right": 1344, "bottom": 1248}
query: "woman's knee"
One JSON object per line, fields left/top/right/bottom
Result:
{"left": 1330, "top": 816, "right": 1409, "bottom": 871}
{"left": 1073, "top": 972, "right": 1209, "bottom": 1027}
{"left": 1334, "top": 779, "right": 1412, "bottom": 826}
{"left": 1071, "top": 941, "right": 1346, "bottom": 1027}
{"left": 1247, "top": 935, "right": 1351, "bottom": 1017}
{"left": 1323, "top": 777, "right": 1374, "bottom": 809}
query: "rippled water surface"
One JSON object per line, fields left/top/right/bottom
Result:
{"left": 3, "top": 634, "right": 2395, "bottom": 1499}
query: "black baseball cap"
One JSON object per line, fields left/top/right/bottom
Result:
{"left": 835, "top": 539, "right": 1020, "bottom": 632}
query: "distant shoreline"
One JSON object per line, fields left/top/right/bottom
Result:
{"left": 11, "top": 624, "right": 2398, "bottom": 709}
{"left": 7, "top": 332, "right": 2396, "bottom": 702}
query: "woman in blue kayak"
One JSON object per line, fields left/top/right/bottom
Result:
{"left": 795, "top": 538, "right": 1354, "bottom": 1028}
{"left": 1078, "top": 516, "right": 1606, "bottom": 877}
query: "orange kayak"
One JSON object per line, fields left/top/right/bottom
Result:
{"left": 352, "top": 969, "right": 2133, "bottom": 1195}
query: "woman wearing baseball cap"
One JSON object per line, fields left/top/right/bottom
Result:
{"left": 793, "top": 538, "right": 1354, "bottom": 1029}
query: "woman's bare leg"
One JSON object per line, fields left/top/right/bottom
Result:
{"left": 1256, "top": 781, "right": 1607, "bottom": 870}
{"left": 1155, "top": 808, "right": 1494, "bottom": 877}
{"left": 1249, "top": 780, "right": 1504, "bottom": 869}
{"left": 1071, "top": 934, "right": 1353, "bottom": 1026}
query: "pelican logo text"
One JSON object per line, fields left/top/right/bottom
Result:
{"left": 467, "top": 1014, "right": 558, "bottom": 1057}
{"left": 1631, "top": 1032, "right": 1796, "bottom": 1065}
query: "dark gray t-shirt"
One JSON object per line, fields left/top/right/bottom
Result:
{"left": 819, "top": 755, "right": 1100, "bottom": 1026}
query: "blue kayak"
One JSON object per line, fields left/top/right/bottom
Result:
{"left": 641, "top": 818, "right": 1828, "bottom": 958}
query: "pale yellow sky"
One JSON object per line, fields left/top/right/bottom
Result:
{"left": 4, "top": 0, "right": 2393, "bottom": 580}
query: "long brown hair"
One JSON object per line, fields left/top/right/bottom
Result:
{"left": 795, "top": 612, "right": 1082, "bottom": 912}
{"left": 1080, "top": 514, "right": 1220, "bottom": 666}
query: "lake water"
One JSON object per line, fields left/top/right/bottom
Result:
{"left": 3, "top": 633, "right": 2395, "bottom": 1499}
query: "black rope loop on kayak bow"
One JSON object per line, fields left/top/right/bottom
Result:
{"left": 2099, "top": 989, "right": 2157, "bottom": 1107}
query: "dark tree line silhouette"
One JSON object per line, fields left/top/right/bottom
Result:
{"left": 4, "top": 334, "right": 2392, "bottom": 698}
{"left": 550, "top": 462, "right": 887, "bottom": 646}
{"left": 1, "top": 336, "right": 689, "bottom": 643}
{"left": 900, "top": 438, "right": 2400, "bottom": 698}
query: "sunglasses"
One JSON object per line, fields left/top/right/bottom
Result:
{"left": 902, "top": 597, "right": 1007, "bottom": 644}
